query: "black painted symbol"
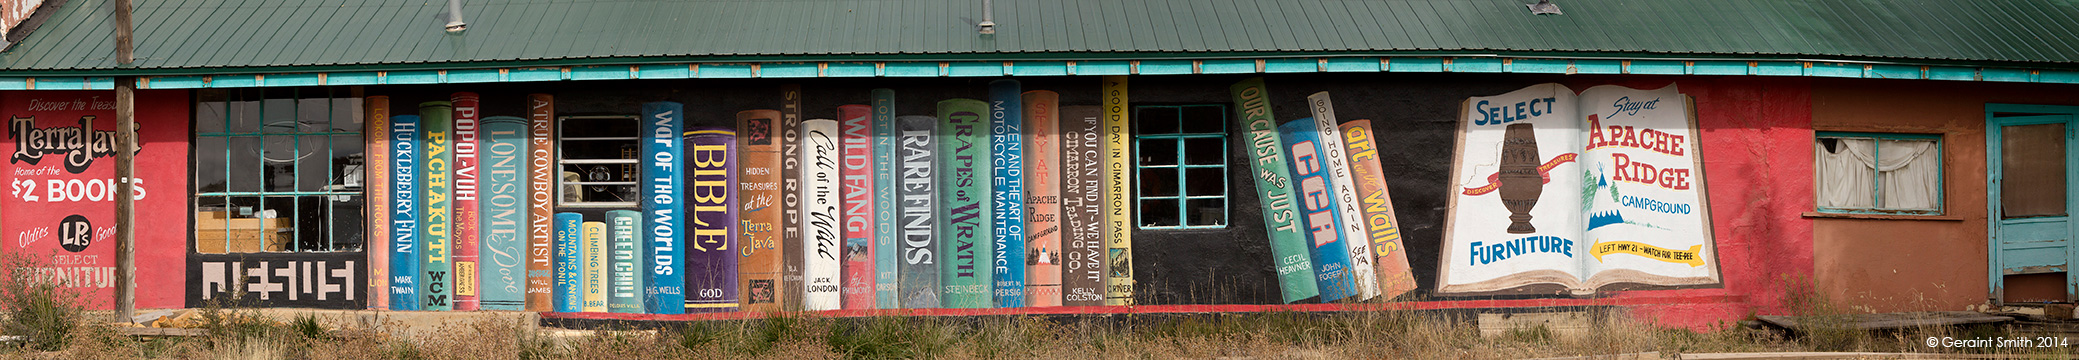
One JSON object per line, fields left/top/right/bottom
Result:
{"left": 59, "top": 214, "right": 90, "bottom": 252}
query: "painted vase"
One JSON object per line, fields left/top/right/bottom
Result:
{"left": 1498, "top": 123, "right": 1543, "bottom": 234}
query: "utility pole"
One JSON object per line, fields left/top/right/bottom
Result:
{"left": 112, "top": 0, "right": 136, "bottom": 323}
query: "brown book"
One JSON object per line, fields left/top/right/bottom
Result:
{"left": 1338, "top": 120, "right": 1418, "bottom": 301}
{"left": 365, "top": 95, "right": 392, "bottom": 309}
{"left": 1021, "top": 91, "right": 1063, "bottom": 307}
{"left": 737, "top": 109, "right": 786, "bottom": 312}
{"left": 1059, "top": 105, "right": 1106, "bottom": 307}
{"left": 779, "top": 85, "right": 806, "bottom": 311}
{"left": 525, "top": 94, "right": 556, "bottom": 311}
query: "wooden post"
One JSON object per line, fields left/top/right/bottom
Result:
{"left": 113, "top": 0, "right": 136, "bottom": 323}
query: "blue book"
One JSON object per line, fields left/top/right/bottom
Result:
{"left": 871, "top": 89, "right": 901, "bottom": 309}
{"left": 641, "top": 101, "right": 688, "bottom": 314}
{"left": 389, "top": 115, "right": 422, "bottom": 311}
{"left": 987, "top": 80, "right": 1027, "bottom": 308}
{"left": 553, "top": 212, "right": 584, "bottom": 312}
{"left": 1279, "top": 118, "right": 1359, "bottom": 302}
{"left": 478, "top": 116, "right": 531, "bottom": 311}
{"left": 606, "top": 210, "right": 645, "bottom": 313}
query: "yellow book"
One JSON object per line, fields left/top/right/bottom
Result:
{"left": 1100, "top": 76, "right": 1135, "bottom": 306}
{"left": 582, "top": 221, "right": 609, "bottom": 312}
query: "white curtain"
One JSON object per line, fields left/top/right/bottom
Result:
{"left": 1816, "top": 138, "right": 1939, "bottom": 210}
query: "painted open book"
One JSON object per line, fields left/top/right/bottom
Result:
{"left": 1440, "top": 83, "right": 1721, "bottom": 296}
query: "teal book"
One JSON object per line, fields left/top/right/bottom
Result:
{"left": 871, "top": 89, "right": 902, "bottom": 309}
{"left": 606, "top": 210, "right": 645, "bottom": 313}
{"left": 937, "top": 99, "right": 994, "bottom": 308}
{"left": 988, "top": 80, "right": 1027, "bottom": 308}
{"left": 552, "top": 212, "right": 584, "bottom": 312}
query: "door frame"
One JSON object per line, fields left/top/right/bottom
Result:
{"left": 1986, "top": 104, "right": 2079, "bottom": 305}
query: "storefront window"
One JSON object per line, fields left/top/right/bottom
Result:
{"left": 1814, "top": 132, "right": 1943, "bottom": 215}
{"left": 1134, "top": 105, "right": 1228, "bottom": 229}
{"left": 194, "top": 88, "right": 366, "bottom": 253}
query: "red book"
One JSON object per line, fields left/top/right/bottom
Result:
{"left": 451, "top": 92, "right": 482, "bottom": 311}
{"left": 839, "top": 104, "right": 877, "bottom": 309}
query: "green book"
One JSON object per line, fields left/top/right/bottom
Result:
{"left": 418, "top": 101, "right": 455, "bottom": 311}
{"left": 606, "top": 210, "right": 645, "bottom": 313}
{"left": 936, "top": 98, "right": 994, "bottom": 308}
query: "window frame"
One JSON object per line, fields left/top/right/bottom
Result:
{"left": 555, "top": 115, "right": 643, "bottom": 208}
{"left": 1813, "top": 131, "right": 1945, "bottom": 215}
{"left": 193, "top": 88, "right": 365, "bottom": 254}
{"left": 1132, "top": 104, "right": 1230, "bottom": 230}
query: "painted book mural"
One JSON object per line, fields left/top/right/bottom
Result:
{"left": 736, "top": 110, "right": 786, "bottom": 311}
{"left": 552, "top": 212, "right": 583, "bottom": 313}
{"left": 687, "top": 128, "right": 740, "bottom": 312}
{"left": 418, "top": 101, "right": 454, "bottom": 311}
{"left": 641, "top": 102, "right": 688, "bottom": 314}
{"left": 988, "top": 80, "right": 1027, "bottom": 308}
{"left": 897, "top": 115, "right": 942, "bottom": 309}
{"left": 800, "top": 119, "right": 844, "bottom": 310}
{"left": 1340, "top": 120, "right": 1419, "bottom": 301}
{"left": 480, "top": 115, "right": 531, "bottom": 310}
{"left": 1304, "top": 93, "right": 1381, "bottom": 302}
{"left": 937, "top": 99, "right": 994, "bottom": 308}
{"left": 526, "top": 94, "right": 557, "bottom": 312}
{"left": 389, "top": 114, "right": 423, "bottom": 310}
{"left": 870, "top": 89, "right": 903, "bottom": 309}
{"left": 1440, "top": 83, "right": 1720, "bottom": 295}
{"left": 366, "top": 96, "right": 393, "bottom": 310}
{"left": 1021, "top": 90, "right": 1064, "bottom": 307}
{"left": 1228, "top": 78, "right": 1321, "bottom": 304}
{"left": 1059, "top": 105, "right": 1106, "bottom": 307}
{"left": 606, "top": 210, "right": 645, "bottom": 313}
{"left": 839, "top": 105, "right": 877, "bottom": 310}
{"left": 582, "top": 221, "right": 608, "bottom": 312}
{"left": 780, "top": 85, "right": 806, "bottom": 311}
{"left": 1100, "top": 77, "right": 1135, "bottom": 306}
{"left": 1279, "top": 118, "right": 1361, "bottom": 302}
{"left": 451, "top": 93, "right": 482, "bottom": 311}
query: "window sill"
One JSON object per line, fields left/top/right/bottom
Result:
{"left": 1800, "top": 211, "right": 1963, "bottom": 221}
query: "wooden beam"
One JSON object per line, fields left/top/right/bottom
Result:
{"left": 112, "top": 0, "right": 135, "bottom": 323}
{"left": 113, "top": 0, "right": 132, "bottom": 64}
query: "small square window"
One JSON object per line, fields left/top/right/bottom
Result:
{"left": 1134, "top": 104, "right": 1229, "bottom": 229}
{"left": 1814, "top": 132, "right": 1942, "bottom": 215}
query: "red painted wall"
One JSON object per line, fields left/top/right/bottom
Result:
{"left": 0, "top": 90, "right": 190, "bottom": 310}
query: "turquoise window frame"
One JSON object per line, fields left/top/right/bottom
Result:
{"left": 1814, "top": 131, "right": 1944, "bottom": 215}
{"left": 194, "top": 87, "right": 365, "bottom": 253}
{"left": 1132, "top": 104, "right": 1229, "bottom": 229}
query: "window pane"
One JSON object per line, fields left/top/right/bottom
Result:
{"left": 1184, "top": 138, "right": 1224, "bottom": 165}
{"left": 1141, "top": 198, "right": 1180, "bottom": 228}
{"left": 299, "top": 97, "right": 331, "bottom": 132}
{"left": 230, "top": 95, "right": 260, "bottom": 133}
{"left": 334, "top": 135, "right": 367, "bottom": 189}
{"left": 263, "top": 196, "right": 298, "bottom": 251}
{"left": 1140, "top": 167, "right": 1178, "bottom": 197}
{"left": 1138, "top": 138, "right": 1176, "bottom": 166}
{"left": 332, "top": 97, "right": 364, "bottom": 132}
{"left": 264, "top": 136, "right": 296, "bottom": 192}
{"left": 2003, "top": 125, "right": 2066, "bottom": 218}
{"left": 1180, "top": 106, "right": 1224, "bottom": 134}
{"left": 1187, "top": 198, "right": 1226, "bottom": 227}
{"left": 263, "top": 96, "right": 296, "bottom": 133}
{"left": 1876, "top": 139, "right": 1940, "bottom": 210}
{"left": 196, "top": 137, "right": 229, "bottom": 193}
{"left": 1814, "top": 137, "right": 1876, "bottom": 208}
{"left": 204, "top": 196, "right": 272, "bottom": 253}
{"left": 228, "top": 137, "right": 262, "bottom": 192}
{"left": 195, "top": 196, "right": 232, "bottom": 254}
{"left": 195, "top": 93, "right": 227, "bottom": 134}
{"left": 297, "top": 136, "right": 328, "bottom": 192}
{"left": 1137, "top": 107, "right": 1180, "bottom": 135}
{"left": 327, "top": 195, "right": 367, "bottom": 252}
{"left": 1185, "top": 167, "right": 1224, "bottom": 197}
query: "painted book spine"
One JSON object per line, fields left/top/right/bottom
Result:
{"left": 642, "top": 101, "right": 688, "bottom": 314}
{"left": 451, "top": 93, "right": 482, "bottom": 311}
{"left": 989, "top": 80, "right": 1027, "bottom": 308}
{"left": 938, "top": 99, "right": 995, "bottom": 308}
{"left": 1278, "top": 118, "right": 1359, "bottom": 302}
{"left": 606, "top": 210, "right": 645, "bottom": 313}
{"left": 419, "top": 101, "right": 455, "bottom": 311}
{"left": 779, "top": 85, "right": 805, "bottom": 311}
{"left": 366, "top": 96, "right": 392, "bottom": 310}
{"left": 526, "top": 94, "right": 557, "bottom": 312}
{"left": 479, "top": 116, "right": 532, "bottom": 310}
{"left": 1304, "top": 93, "right": 1381, "bottom": 301}
{"left": 1021, "top": 90, "right": 1063, "bottom": 307}
{"left": 897, "top": 115, "right": 942, "bottom": 309}
{"left": 552, "top": 212, "right": 584, "bottom": 312}
{"left": 1100, "top": 76, "right": 1135, "bottom": 306}
{"left": 735, "top": 110, "right": 785, "bottom": 312}
{"left": 1229, "top": 78, "right": 1322, "bottom": 303}
{"left": 687, "top": 128, "right": 740, "bottom": 312}
{"left": 389, "top": 114, "right": 423, "bottom": 311}
{"left": 839, "top": 105, "right": 877, "bottom": 310}
{"left": 871, "top": 89, "right": 902, "bottom": 309}
{"left": 582, "top": 221, "right": 608, "bottom": 312}
{"left": 800, "top": 119, "right": 844, "bottom": 310}
{"left": 1339, "top": 120, "right": 1419, "bottom": 301}
{"left": 1059, "top": 105, "right": 1106, "bottom": 307}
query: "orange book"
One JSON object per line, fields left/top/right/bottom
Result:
{"left": 1338, "top": 120, "right": 1417, "bottom": 300}
{"left": 737, "top": 109, "right": 787, "bottom": 312}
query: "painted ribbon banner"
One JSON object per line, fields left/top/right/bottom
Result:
{"left": 479, "top": 115, "right": 530, "bottom": 310}
{"left": 451, "top": 93, "right": 481, "bottom": 311}
{"left": 1339, "top": 120, "right": 1418, "bottom": 301}
{"left": 582, "top": 221, "right": 608, "bottom": 312}
{"left": 779, "top": 85, "right": 805, "bottom": 311}
{"left": 418, "top": 101, "right": 454, "bottom": 311}
{"left": 1100, "top": 76, "right": 1134, "bottom": 306}
{"left": 552, "top": 212, "right": 583, "bottom": 312}
{"left": 897, "top": 115, "right": 941, "bottom": 309}
{"left": 389, "top": 114, "right": 423, "bottom": 310}
{"left": 642, "top": 101, "right": 688, "bottom": 314}
{"left": 365, "top": 96, "right": 392, "bottom": 310}
{"left": 870, "top": 89, "right": 901, "bottom": 309}
{"left": 1280, "top": 118, "right": 1359, "bottom": 302}
{"left": 736, "top": 110, "right": 785, "bottom": 311}
{"left": 1021, "top": 90, "right": 1064, "bottom": 307}
{"left": 1059, "top": 105, "right": 1105, "bottom": 307}
{"left": 938, "top": 99, "right": 994, "bottom": 309}
{"left": 686, "top": 128, "right": 740, "bottom": 312}
{"left": 525, "top": 94, "right": 556, "bottom": 311}
{"left": 800, "top": 119, "right": 844, "bottom": 310}
{"left": 988, "top": 80, "right": 1027, "bottom": 308}
{"left": 2, "top": 90, "right": 188, "bottom": 309}
{"left": 839, "top": 105, "right": 877, "bottom": 310}
{"left": 1304, "top": 93, "right": 1380, "bottom": 302}
{"left": 607, "top": 210, "right": 645, "bottom": 313}
{"left": 1228, "top": 78, "right": 1321, "bottom": 304}
{"left": 1439, "top": 83, "right": 1720, "bottom": 295}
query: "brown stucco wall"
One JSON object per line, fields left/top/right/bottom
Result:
{"left": 1810, "top": 78, "right": 2079, "bottom": 312}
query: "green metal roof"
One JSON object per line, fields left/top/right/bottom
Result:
{"left": 4, "top": 0, "right": 2079, "bottom": 75}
